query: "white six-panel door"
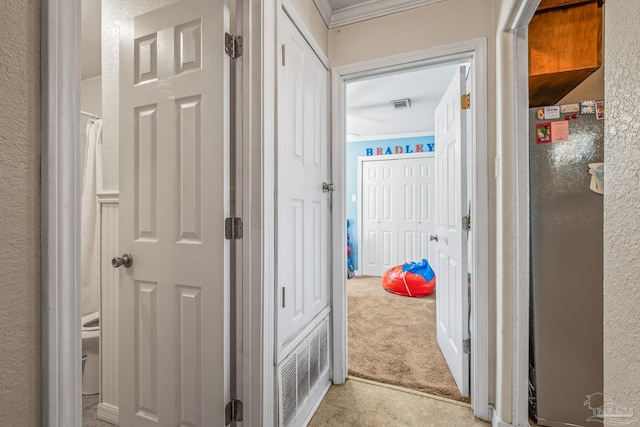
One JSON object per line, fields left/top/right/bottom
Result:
{"left": 118, "top": 1, "right": 230, "bottom": 425}
{"left": 276, "top": 13, "right": 330, "bottom": 353}
{"left": 434, "top": 66, "right": 469, "bottom": 397}
{"left": 361, "top": 156, "right": 436, "bottom": 277}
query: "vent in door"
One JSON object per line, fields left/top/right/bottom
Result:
{"left": 319, "top": 320, "right": 328, "bottom": 373}
{"left": 278, "top": 318, "right": 330, "bottom": 426}
{"left": 281, "top": 357, "right": 297, "bottom": 426}
{"left": 297, "top": 342, "right": 310, "bottom": 404}
{"left": 309, "top": 330, "right": 320, "bottom": 387}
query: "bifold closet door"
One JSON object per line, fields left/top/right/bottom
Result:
{"left": 361, "top": 157, "right": 435, "bottom": 277}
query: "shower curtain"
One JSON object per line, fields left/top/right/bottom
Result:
{"left": 81, "top": 119, "right": 103, "bottom": 316}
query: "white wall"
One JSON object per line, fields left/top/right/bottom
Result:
{"left": 603, "top": 0, "right": 640, "bottom": 421}
{"left": 0, "top": 0, "right": 41, "bottom": 425}
{"left": 101, "top": 0, "right": 180, "bottom": 192}
{"left": 329, "top": 0, "right": 497, "bottom": 405}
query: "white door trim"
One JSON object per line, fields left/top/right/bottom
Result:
{"left": 494, "top": 1, "right": 539, "bottom": 426}
{"left": 236, "top": 0, "right": 275, "bottom": 424}
{"left": 356, "top": 152, "right": 435, "bottom": 278}
{"left": 41, "top": 0, "right": 83, "bottom": 425}
{"left": 260, "top": 0, "right": 278, "bottom": 424}
{"left": 331, "top": 38, "right": 491, "bottom": 420}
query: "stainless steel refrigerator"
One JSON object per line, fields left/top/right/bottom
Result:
{"left": 529, "top": 107, "right": 604, "bottom": 426}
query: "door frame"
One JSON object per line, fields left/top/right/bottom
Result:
{"left": 493, "top": 1, "right": 540, "bottom": 425}
{"left": 330, "top": 38, "right": 491, "bottom": 420}
{"left": 40, "top": 0, "right": 266, "bottom": 425}
{"left": 356, "top": 152, "right": 435, "bottom": 278}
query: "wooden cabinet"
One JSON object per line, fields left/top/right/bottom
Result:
{"left": 528, "top": 0, "right": 603, "bottom": 107}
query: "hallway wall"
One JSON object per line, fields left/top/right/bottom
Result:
{"left": 603, "top": 0, "right": 640, "bottom": 417}
{"left": 0, "top": 0, "right": 41, "bottom": 425}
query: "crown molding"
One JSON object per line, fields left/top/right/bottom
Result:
{"left": 314, "top": 0, "right": 445, "bottom": 28}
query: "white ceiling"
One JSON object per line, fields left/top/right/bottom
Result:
{"left": 81, "top": 0, "right": 102, "bottom": 79}
{"left": 346, "top": 64, "right": 461, "bottom": 140}
{"left": 314, "top": 0, "right": 445, "bottom": 28}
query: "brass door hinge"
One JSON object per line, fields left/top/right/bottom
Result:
{"left": 461, "top": 93, "right": 471, "bottom": 110}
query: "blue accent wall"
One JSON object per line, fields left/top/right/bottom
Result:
{"left": 346, "top": 135, "right": 435, "bottom": 271}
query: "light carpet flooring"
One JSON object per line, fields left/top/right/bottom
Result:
{"left": 347, "top": 275, "right": 466, "bottom": 401}
{"left": 309, "top": 377, "right": 490, "bottom": 426}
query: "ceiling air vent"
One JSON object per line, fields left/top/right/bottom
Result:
{"left": 391, "top": 98, "right": 411, "bottom": 110}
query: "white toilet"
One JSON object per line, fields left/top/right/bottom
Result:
{"left": 81, "top": 311, "right": 100, "bottom": 395}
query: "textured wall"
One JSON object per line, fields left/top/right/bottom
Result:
{"left": 603, "top": 0, "right": 640, "bottom": 422}
{"left": 0, "top": 0, "right": 41, "bottom": 425}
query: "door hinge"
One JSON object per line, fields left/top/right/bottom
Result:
{"left": 463, "top": 338, "right": 471, "bottom": 354}
{"left": 282, "top": 287, "right": 286, "bottom": 308}
{"left": 462, "top": 215, "right": 471, "bottom": 231}
{"left": 225, "top": 399, "right": 243, "bottom": 425}
{"left": 461, "top": 93, "right": 471, "bottom": 110}
{"left": 225, "top": 217, "right": 243, "bottom": 240}
{"left": 322, "top": 182, "right": 335, "bottom": 193}
{"left": 282, "top": 44, "right": 286, "bottom": 66}
{"left": 225, "top": 33, "right": 243, "bottom": 59}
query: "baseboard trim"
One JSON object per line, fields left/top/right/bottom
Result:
{"left": 97, "top": 402, "right": 119, "bottom": 425}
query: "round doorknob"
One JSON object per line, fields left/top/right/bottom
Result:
{"left": 112, "top": 253, "right": 133, "bottom": 268}
{"left": 430, "top": 234, "right": 438, "bottom": 242}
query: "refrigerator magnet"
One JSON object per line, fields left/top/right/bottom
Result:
{"left": 537, "top": 109, "right": 544, "bottom": 120}
{"left": 544, "top": 106, "right": 560, "bottom": 120}
{"left": 551, "top": 121, "right": 569, "bottom": 142}
{"left": 536, "top": 123, "right": 552, "bottom": 144}
{"left": 580, "top": 100, "right": 596, "bottom": 114}
{"left": 561, "top": 103, "right": 580, "bottom": 113}
{"left": 596, "top": 101, "right": 605, "bottom": 120}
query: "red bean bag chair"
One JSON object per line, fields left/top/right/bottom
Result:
{"left": 382, "top": 259, "right": 436, "bottom": 297}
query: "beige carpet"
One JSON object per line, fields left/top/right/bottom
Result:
{"left": 347, "top": 275, "right": 469, "bottom": 402}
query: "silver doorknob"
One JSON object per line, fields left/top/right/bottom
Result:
{"left": 430, "top": 234, "right": 438, "bottom": 242}
{"left": 112, "top": 253, "right": 133, "bottom": 268}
